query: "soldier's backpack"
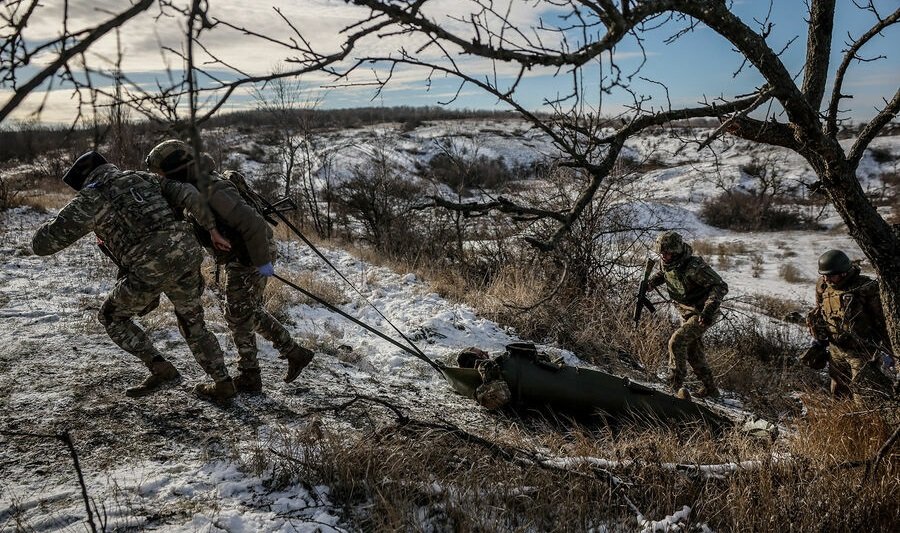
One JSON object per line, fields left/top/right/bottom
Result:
{"left": 220, "top": 170, "right": 287, "bottom": 227}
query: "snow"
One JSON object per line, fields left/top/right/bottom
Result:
{"left": 2, "top": 120, "right": 897, "bottom": 530}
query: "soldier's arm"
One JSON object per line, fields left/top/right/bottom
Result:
{"left": 807, "top": 279, "right": 830, "bottom": 341}
{"left": 159, "top": 179, "right": 217, "bottom": 232}
{"left": 696, "top": 262, "right": 728, "bottom": 318}
{"left": 31, "top": 192, "right": 99, "bottom": 255}
{"left": 648, "top": 266, "right": 666, "bottom": 289}
{"left": 209, "top": 184, "right": 272, "bottom": 267}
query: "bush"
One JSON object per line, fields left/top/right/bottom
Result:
{"left": 778, "top": 262, "right": 808, "bottom": 283}
{"left": 418, "top": 151, "right": 535, "bottom": 194}
{"left": 700, "top": 191, "right": 816, "bottom": 231}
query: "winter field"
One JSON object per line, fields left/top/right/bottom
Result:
{"left": 1, "top": 118, "right": 898, "bottom": 531}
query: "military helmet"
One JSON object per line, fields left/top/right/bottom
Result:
{"left": 818, "top": 249, "right": 851, "bottom": 275}
{"left": 62, "top": 151, "right": 108, "bottom": 191}
{"left": 145, "top": 139, "right": 193, "bottom": 174}
{"left": 655, "top": 230, "right": 685, "bottom": 255}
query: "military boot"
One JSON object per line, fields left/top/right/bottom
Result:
{"left": 695, "top": 383, "right": 720, "bottom": 399}
{"left": 126, "top": 359, "right": 180, "bottom": 398}
{"left": 193, "top": 379, "right": 236, "bottom": 404}
{"left": 283, "top": 345, "right": 315, "bottom": 383}
{"left": 233, "top": 369, "right": 263, "bottom": 394}
{"left": 665, "top": 372, "right": 684, "bottom": 393}
{"left": 695, "top": 370, "right": 720, "bottom": 399}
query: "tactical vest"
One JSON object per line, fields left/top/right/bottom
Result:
{"left": 89, "top": 166, "right": 177, "bottom": 264}
{"left": 818, "top": 272, "right": 884, "bottom": 350}
{"left": 663, "top": 256, "right": 715, "bottom": 308}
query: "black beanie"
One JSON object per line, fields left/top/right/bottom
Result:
{"left": 62, "top": 151, "right": 108, "bottom": 191}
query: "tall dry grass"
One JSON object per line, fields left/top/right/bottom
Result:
{"left": 242, "top": 397, "right": 898, "bottom": 532}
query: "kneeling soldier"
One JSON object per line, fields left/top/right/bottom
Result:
{"left": 805, "top": 250, "right": 894, "bottom": 403}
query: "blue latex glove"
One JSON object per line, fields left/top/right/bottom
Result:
{"left": 257, "top": 262, "right": 275, "bottom": 277}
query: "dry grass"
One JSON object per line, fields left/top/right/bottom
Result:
{"left": 779, "top": 262, "right": 808, "bottom": 283}
{"left": 747, "top": 293, "right": 806, "bottom": 321}
{"left": 2, "top": 168, "right": 74, "bottom": 212}
{"left": 241, "top": 397, "right": 899, "bottom": 532}
{"left": 16, "top": 189, "right": 73, "bottom": 212}
{"left": 264, "top": 269, "right": 348, "bottom": 322}
{"left": 693, "top": 239, "right": 752, "bottom": 272}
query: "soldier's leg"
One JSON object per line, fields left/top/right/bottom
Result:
{"left": 668, "top": 319, "right": 695, "bottom": 390}
{"left": 164, "top": 267, "right": 230, "bottom": 384}
{"left": 827, "top": 349, "right": 853, "bottom": 398}
{"left": 99, "top": 275, "right": 181, "bottom": 397}
{"left": 222, "top": 262, "right": 313, "bottom": 388}
{"left": 225, "top": 263, "right": 265, "bottom": 372}
{"left": 847, "top": 353, "right": 894, "bottom": 405}
{"left": 98, "top": 275, "right": 165, "bottom": 364}
{"left": 683, "top": 318, "right": 717, "bottom": 393}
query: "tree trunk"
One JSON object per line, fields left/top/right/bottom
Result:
{"left": 815, "top": 145, "right": 900, "bottom": 357}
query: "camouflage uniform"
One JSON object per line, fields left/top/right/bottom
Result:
{"left": 649, "top": 232, "right": 728, "bottom": 396}
{"left": 807, "top": 266, "right": 893, "bottom": 400}
{"left": 32, "top": 163, "right": 230, "bottom": 385}
{"left": 146, "top": 140, "right": 311, "bottom": 388}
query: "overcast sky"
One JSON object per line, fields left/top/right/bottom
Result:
{"left": 3, "top": 0, "right": 898, "bottom": 125}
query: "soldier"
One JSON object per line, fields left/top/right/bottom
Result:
{"left": 31, "top": 151, "right": 236, "bottom": 402}
{"left": 145, "top": 140, "right": 314, "bottom": 394}
{"left": 805, "top": 250, "right": 894, "bottom": 402}
{"left": 648, "top": 231, "right": 728, "bottom": 399}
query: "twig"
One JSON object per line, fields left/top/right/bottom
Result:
{"left": 865, "top": 423, "right": 900, "bottom": 481}
{"left": 1, "top": 429, "right": 98, "bottom": 533}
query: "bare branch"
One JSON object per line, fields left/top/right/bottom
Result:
{"left": 0, "top": 0, "right": 154, "bottom": 122}
{"left": 826, "top": 6, "right": 900, "bottom": 135}
{"left": 848, "top": 88, "right": 900, "bottom": 170}
{"left": 801, "top": 0, "right": 836, "bottom": 110}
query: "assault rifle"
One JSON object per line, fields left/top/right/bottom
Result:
{"left": 221, "top": 170, "right": 296, "bottom": 227}
{"left": 633, "top": 257, "right": 657, "bottom": 327}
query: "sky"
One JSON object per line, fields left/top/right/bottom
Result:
{"left": 1, "top": 0, "right": 898, "bottom": 126}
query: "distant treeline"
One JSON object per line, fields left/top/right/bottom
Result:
{"left": 203, "top": 105, "right": 525, "bottom": 131}
{"left": 0, "top": 106, "right": 523, "bottom": 163}
{"left": 1, "top": 105, "right": 895, "bottom": 163}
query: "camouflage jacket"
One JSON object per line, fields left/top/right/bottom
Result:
{"left": 183, "top": 172, "right": 274, "bottom": 268}
{"left": 650, "top": 252, "right": 728, "bottom": 318}
{"left": 32, "top": 164, "right": 211, "bottom": 271}
{"left": 808, "top": 267, "right": 888, "bottom": 354}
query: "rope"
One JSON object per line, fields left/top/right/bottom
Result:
{"left": 273, "top": 273, "right": 444, "bottom": 373}
{"left": 257, "top": 192, "right": 434, "bottom": 365}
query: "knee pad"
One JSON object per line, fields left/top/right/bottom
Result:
{"left": 98, "top": 300, "right": 117, "bottom": 326}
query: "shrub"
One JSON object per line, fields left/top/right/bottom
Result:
{"left": 868, "top": 145, "right": 894, "bottom": 164}
{"left": 418, "top": 152, "right": 527, "bottom": 193}
{"left": 700, "top": 190, "right": 815, "bottom": 231}
{"left": 779, "top": 262, "right": 808, "bottom": 283}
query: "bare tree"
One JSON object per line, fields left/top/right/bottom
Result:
{"left": 0, "top": 0, "right": 155, "bottom": 124}
{"left": 321, "top": 0, "right": 900, "bottom": 357}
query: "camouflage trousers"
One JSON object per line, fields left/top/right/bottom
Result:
{"left": 829, "top": 346, "right": 894, "bottom": 405}
{"left": 224, "top": 262, "right": 298, "bottom": 371}
{"left": 667, "top": 314, "right": 716, "bottom": 389}
{"left": 98, "top": 261, "right": 229, "bottom": 382}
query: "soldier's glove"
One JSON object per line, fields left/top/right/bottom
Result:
{"left": 257, "top": 262, "right": 275, "bottom": 277}
{"left": 800, "top": 340, "right": 828, "bottom": 370}
{"left": 699, "top": 308, "right": 716, "bottom": 326}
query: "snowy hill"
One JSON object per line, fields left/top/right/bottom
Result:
{"left": 1, "top": 118, "right": 897, "bottom": 530}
